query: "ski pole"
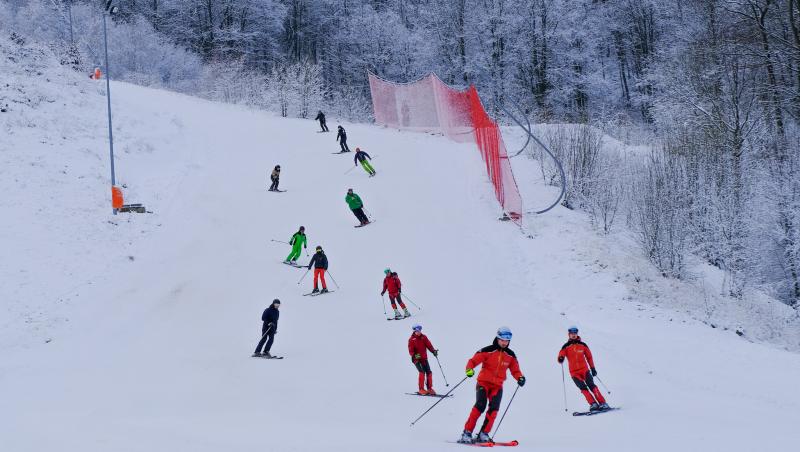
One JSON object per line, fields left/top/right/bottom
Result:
{"left": 410, "top": 376, "right": 468, "bottom": 426}
{"left": 326, "top": 270, "right": 341, "bottom": 289}
{"left": 595, "top": 376, "right": 611, "bottom": 395}
{"left": 401, "top": 293, "right": 423, "bottom": 310}
{"left": 434, "top": 354, "right": 449, "bottom": 387}
{"left": 270, "top": 239, "right": 290, "bottom": 245}
{"left": 561, "top": 362, "right": 568, "bottom": 412}
{"left": 380, "top": 294, "right": 387, "bottom": 316}
{"left": 344, "top": 165, "right": 358, "bottom": 175}
{"left": 297, "top": 268, "right": 310, "bottom": 284}
{"left": 490, "top": 385, "right": 520, "bottom": 442}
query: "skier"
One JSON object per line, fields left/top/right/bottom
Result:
{"left": 315, "top": 110, "right": 329, "bottom": 132}
{"left": 336, "top": 125, "right": 351, "bottom": 152}
{"left": 345, "top": 188, "right": 370, "bottom": 225}
{"left": 408, "top": 324, "right": 438, "bottom": 395}
{"left": 268, "top": 165, "right": 281, "bottom": 191}
{"left": 459, "top": 327, "right": 526, "bottom": 444}
{"left": 284, "top": 226, "right": 307, "bottom": 265}
{"left": 306, "top": 246, "right": 328, "bottom": 294}
{"left": 381, "top": 268, "right": 410, "bottom": 319}
{"left": 557, "top": 326, "right": 609, "bottom": 412}
{"left": 353, "top": 147, "right": 376, "bottom": 176}
{"left": 253, "top": 299, "right": 280, "bottom": 357}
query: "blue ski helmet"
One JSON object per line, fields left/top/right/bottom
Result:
{"left": 384, "top": 268, "right": 391, "bottom": 275}
{"left": 412, "top": 324, "right": 422, "bottom": 332}
{"left": 496, "top": 326, "right": 512, "bottom": 341}
{"left": 568, "top": 326, "right": 579, "bottom": 334}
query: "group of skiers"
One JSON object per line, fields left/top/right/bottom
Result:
{"left": 253, "top": 110, "right": 613, "bottom": 445}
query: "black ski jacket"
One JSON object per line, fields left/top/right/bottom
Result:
{"left": 354, "top": 150, "right": 371, "bottom": 164}
{"left": 262, "top": 305, "right": 279, "bottom": 332}
{"left": 337, "top": 128, "right": 347, "bottom": 142}
{"left": 307, "top": 252, "right": 328, "bottom": 270}
{"left": 315, "top": 112, "right": 326, "bottom": 122}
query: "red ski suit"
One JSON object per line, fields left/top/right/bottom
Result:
{"left": 558, "top": 337, "right": 596, "bottom": 378}
{"left": 382, "top": 273, "right": 401, "bottom": 296}
{"left": 409, "top": 332, "right": 436, "bottom": 391}
{"left": 464, "top": 340, "right": 523, "bottom": 434}
{"left": 558, "top": 337, "right": 605, "bottom": 405}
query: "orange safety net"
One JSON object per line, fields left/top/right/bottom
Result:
{"left": 368, "top": 73, "right": 522, "bottom": 222}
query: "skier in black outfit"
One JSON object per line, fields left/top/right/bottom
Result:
{"left": 253, "top": 299, "right": 280, "bottom": 357}
{"left": 307, "top": 246, "right": 329, "bottom": 294}
{"left": 269, "top": 165, "right": 281, "bottom": 191}
{"left": 336, "top": 126, "right": 351, "bottom": 152}
{"left": 315, "top": 110, "right": 329, "bottom": 132}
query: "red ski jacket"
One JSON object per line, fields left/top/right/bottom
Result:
{"left": 557, "top": 337, "right": 596, "bottom": 378}
{"left": 466, "top": 339, "right": 523, "bottom": 388}
{"left": 408, "top": 333, "right": 435, "bottom": 362}
{"left": 382, "top": 273, "right": 402, "bottom": 296}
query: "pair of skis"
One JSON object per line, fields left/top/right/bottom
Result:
{"left": 405, "top": 392, "right": 451, "bottom": 399}
{"left": 572, "top": 406, "right": 619, "bottom": 416}
{"left": 251, "top": 354, "right": 284, "bottom": 360}
{"left": 303, "top": 290, "right": 335, "bottom": 297}
{"left": 452, "top": 440, "right": 519, "bottom": 448}
{"left": 354, "top": 220, "right": 375, "bottom": 228}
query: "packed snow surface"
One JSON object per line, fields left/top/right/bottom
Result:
{"left": 2, "top": 73, "right": 800, "bottom": 451}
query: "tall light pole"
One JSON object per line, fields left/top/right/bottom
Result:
{"left": 102, "top": 0, "right": 119, "bottom": 214}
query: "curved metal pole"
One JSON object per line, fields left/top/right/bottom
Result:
{"left": 499, "top": 103, "right": 566, "bottom": 214}
{"left": 508, "top": 100, "right": 531, "bottom": 157}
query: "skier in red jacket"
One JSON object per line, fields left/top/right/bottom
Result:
{"left": 558, "top": 326, "right": 609, "bottom": 412}
{"left": 408, "top": 324, "right": 438, "bottom": 395}
{"left": 381, "top": 268, "right": 410, "bottom": 319}
{"left": 459, "top": 327, "right": 525, "bottom": 444}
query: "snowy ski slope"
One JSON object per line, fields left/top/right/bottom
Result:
{"left": 2, "top": 78, "right": 800, "bottom": 452}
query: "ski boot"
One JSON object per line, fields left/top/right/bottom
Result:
{"left": 251, "top": 352, "right": 262, "bottom": 357}
{"left": 476, "top": 432, "right": 491, "bottom": 444}
{"left": 426, "top": 387, "right": 436, "bottom": 395}
{"left": 599, "top": 402, "right": 610, "bottom": 411}
{"left": 394, "top": 310, "right": 403, "bottom": 320}
{"left": 311, "top": 288, "right": 320, "bottom": 294}
{"left": 458, "top": 431, "right": 474, "bottom": 444}
{"left": 263, "top": 352, "right": 273, "bottom": 358}
{"left": 320, "top": 288, "right": 329, "bottom": 294}
{"left": 403, "top": 308, "right": 411, "bottom": 318}
{"left": 589, "top": 402, "right": 601, "bottom": 412}
{"left": 418, "top": 389, "right": 429, "bottom": 395}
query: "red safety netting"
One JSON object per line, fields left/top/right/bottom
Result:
{"left": 368, "top": 73, "right": 522, "bottom": 222}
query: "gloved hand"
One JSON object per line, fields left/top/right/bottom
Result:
{"left": 414, "top": 353, "right": 422, "bottom": 361}
{"left": 307, "top": 265, "right": 312, "bottom": 270}
{"left": 517, "top": 376, "right": 526, "bottom": 387}
{"left": 381, "top": 291, "right": 386, "bottom": 296}
{"left": 557, "top": 356, "right": 565, "bottom": 364}
{"left": 432, "top": 350, "right": 438, "bottom": 357}
{"left": 466, "top": 368, "right": 475, "bottom": 378}
{"left": 591, "top": 368, "right": 597, "bottom": 377}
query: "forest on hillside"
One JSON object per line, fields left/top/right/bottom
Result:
{"left": 2, "top": 0, "right": 799, "bottom": 309}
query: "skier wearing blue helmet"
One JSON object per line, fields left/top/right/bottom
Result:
{"left": 459, "top": 327, "right": 525, "bottom": 444}
{"left": 408, "top": 324, "right": 438, "bottom": 395}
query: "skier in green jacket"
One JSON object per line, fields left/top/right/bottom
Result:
{"left": 284, "top": 226, "right": 307, "bottom": 264}
{"left": 345, "top": 188, "right": 370, "bottom": 225}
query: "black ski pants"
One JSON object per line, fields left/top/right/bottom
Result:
{"left": 319, "top": 119, "right": 329, "bottom": 132}
{"left": 572, "top": 372, "right": 598, "bottom": 391}
{"left": 254, "top": 323, "right": 275, "bottom": 354}
{"left": 339, "top": 139, "right": 350, "bottom": 152}
{"left": 414, "top": 360, "right": 432, "bottom": 374}
{"left": 351, "top": 207, "right": 368, "bottom": 224}
{"left": 269, "top": 177, "right": 279, "bottom": 191}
